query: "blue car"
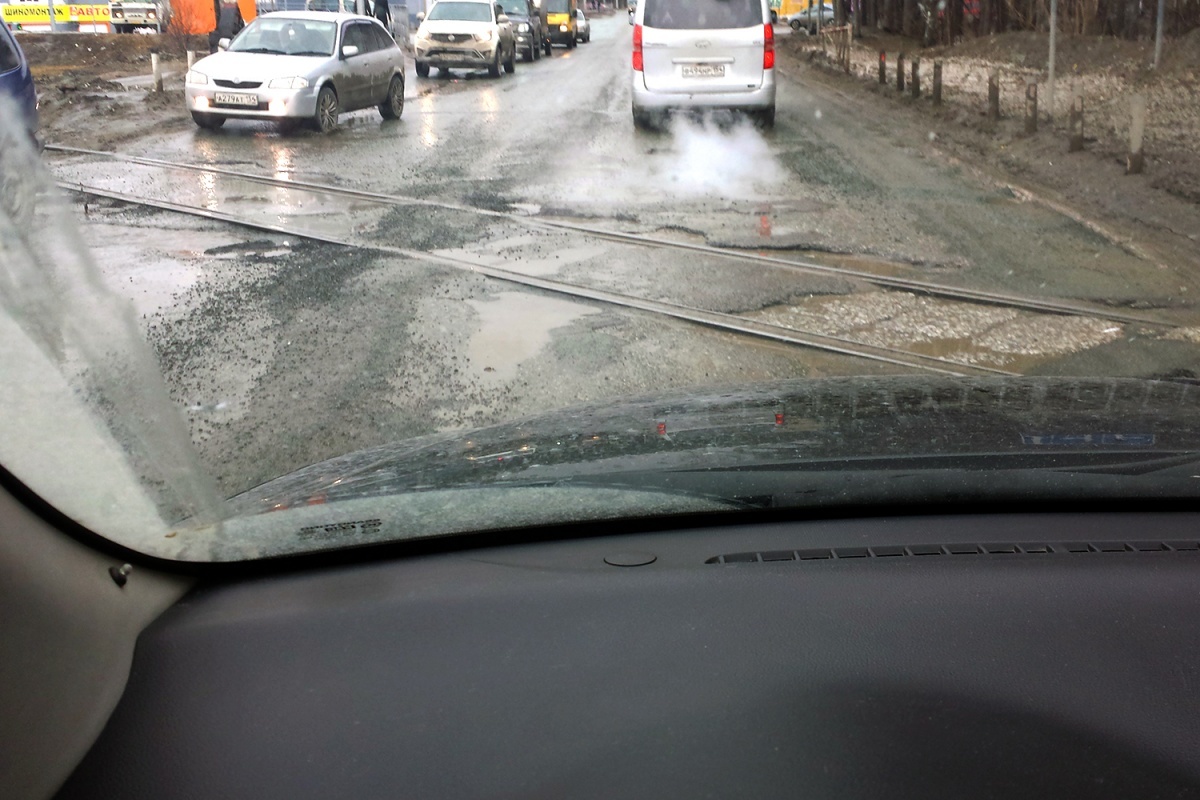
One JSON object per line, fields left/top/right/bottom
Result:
{"left": 0, "top": 24, "right": 39, "bottom": 143}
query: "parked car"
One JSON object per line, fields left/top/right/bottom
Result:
{"left": 574, "top": 7, "right": 589, "bottom": 42}
{"left": 184, "top": 11, "right": 406, "bottom": 134}
{"left": 631, "top": 0, "right": 776, "bottom": 129}
{"left": 783, "top": 1, "right": 835, "bottom": 33}
{"left": 0, "top": 24, "right": 38, "bottom": 145}
{"left": 414, "top": 0, "right": 517, "bottom": 78}
{"left": 497, "top": 0, "right": 547, "bottom": 62}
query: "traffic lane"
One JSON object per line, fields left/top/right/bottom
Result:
{"left": 116, "top": 16, "right": 631, "bottom": 194}
{"left": 89, "top": 15, "right": 1190, "bottom": 318}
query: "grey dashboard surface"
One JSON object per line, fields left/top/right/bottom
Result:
{"left": 58, "top": 513, "right": 1200, "bottom": 799}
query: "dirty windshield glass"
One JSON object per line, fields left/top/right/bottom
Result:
{"left": 229, "top": 19, "right": 338, "bottom": 55}
{"left": 428, "top": 1, "right": 493, "bottom": 20}
{"left": 2, "top": 1, "right": 1200, "bottom": 562}
{"left": 0, "top": 30, "right": 18, "bottom": 71}
{"left": 498, "top": 0, "right": 529, "bottom": 15}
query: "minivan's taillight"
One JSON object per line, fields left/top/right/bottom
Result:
{"left": 633, "top": 24, "right": 643, "bottom": 71}
{"left": 763, "top": 22, "right": 775, "bottom": 70}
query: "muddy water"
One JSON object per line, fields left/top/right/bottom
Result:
{"left": 466, "top": 292, "right": 600, "bottom": 381}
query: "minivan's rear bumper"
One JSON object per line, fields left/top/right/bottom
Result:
{"left": 631, "top": 70, "right": 776, "bottom": 112}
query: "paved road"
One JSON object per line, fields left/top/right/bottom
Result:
{"left": 49, "top": 15, "right": 1200, "bottom": 496}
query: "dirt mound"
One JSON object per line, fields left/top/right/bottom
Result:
{"left": 1161, "top": 26, "right": 1200, "bottom": 71}
{"left": 17, "top": 32, "right": 210, "bottom": 78}
{"left": 928, "top": 31, "right": 1150, "bottom": 73}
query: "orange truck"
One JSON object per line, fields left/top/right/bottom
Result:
{"left": 167, "top": 0, "right": 258, "bottom": 34}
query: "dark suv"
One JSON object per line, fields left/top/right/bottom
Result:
{"left": 497, "top": 0, "right": 546, "bottom": 62}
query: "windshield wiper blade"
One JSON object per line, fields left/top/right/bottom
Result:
{"left": 237, "top": 47, "right": 284, "bottom": 54}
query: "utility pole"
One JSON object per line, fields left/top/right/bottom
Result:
{"left": 1047, "top": 0, "right": 1057, "bottom": 122}
{"left": 1153, "top": 0, "right": 1165, "bottom": 69}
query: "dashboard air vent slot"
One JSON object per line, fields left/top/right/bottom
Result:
{"left": 704, "top": 541, "right": 1200, "bottom": 565}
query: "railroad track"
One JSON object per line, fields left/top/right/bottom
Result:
{"left": 46, "top": 144, "right": 1171, "bottom": 328}
{"left": 47, "top": 145, "right": 1169, "bottom": 379}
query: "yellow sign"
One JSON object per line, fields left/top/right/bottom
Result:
{"left": 1, "top": 4, "right": 113, "bottom": 23}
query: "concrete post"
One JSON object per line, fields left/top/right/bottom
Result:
{"left": 151, "top": 51, "right": 163, "bottom": 93}
{"left": 987, "top": 68, "right": 1000, "bottom": 121}
{"left": 1127, "top": 94, "right": 1147, "bottom": 174}
{"left": 1024, "top": 80, "right": 1038, "bottom": 134}
{"left": 911, "top": 57, "right": 920, "bottom": 98}
{"left": 1068, "top": 83, "right": 1084, "bottom": 152}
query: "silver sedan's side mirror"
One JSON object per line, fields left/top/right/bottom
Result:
{"left": 218, "top": 37, "right": 231, "bottom": 50}
{"left": 342, "top": 44, "right": 360, "bottom": 57}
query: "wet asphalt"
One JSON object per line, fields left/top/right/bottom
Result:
{"left": 57, "top": 15, "right": 1200, "bottom": 497}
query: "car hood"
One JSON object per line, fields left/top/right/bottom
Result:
{"left": 199, "top": 376, "right": 1200, "bottom": 560}
{"left": 418, "top": 19, "right": 497, "bottom": 34}
{"left": 192, "top": 51, "right": 330, "bottom": 81}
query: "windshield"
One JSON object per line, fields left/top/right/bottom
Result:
{"left": 4, "top": 6, "right": 1200, "bottom": 562}
{"left": 498, "top": 0, "right": 528, "bottom": 16}
{"left": 228, "top": 18, "right": 338, "bottom": 56}
{"left": 0, "top": 29, "right": 20, "bottom": 73}
{"left": 427, "top": 1, "right": 493, "bottom": 21}
{"left": 544, "top": 0, "right": 569, "bottom": 13}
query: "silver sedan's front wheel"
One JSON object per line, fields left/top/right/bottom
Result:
{"left": 312, "top": 86, "right": 339, "bottom": 133}
{"left": 379, "top": 75, "right": 404, "bottom": 120}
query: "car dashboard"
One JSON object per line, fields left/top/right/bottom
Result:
{"left": 32, "top": 506, "right": 1200, "bottom": 799}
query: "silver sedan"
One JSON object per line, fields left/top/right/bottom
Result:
{"left": 185, "top": 11, "right": 405, "bottom": 134}
{"left": 574, "top": 9, "right": 589, "bottom": 42}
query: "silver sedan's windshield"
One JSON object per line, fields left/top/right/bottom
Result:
{"left": 229, "top": 19, "right": 338, "bottom": 56}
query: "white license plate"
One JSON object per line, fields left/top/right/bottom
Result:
{"left": 681, "top": 64, "right": 725, "bottom": 78}
{"left": 215, "top": 92, "right": 258, "bottom": 107}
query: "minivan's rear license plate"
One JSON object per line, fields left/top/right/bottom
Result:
{"left": 681, "top": 64, "right": 725, "bottom": 78}
{"left": 215, "top": 92, "right": 258, "bottom": 107}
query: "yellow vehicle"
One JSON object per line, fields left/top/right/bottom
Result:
{"left": 542, "top": 0, "right": 576, "bottom": 49}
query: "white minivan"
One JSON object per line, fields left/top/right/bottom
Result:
{"left": 631, "top": 0, "right": 776, "bottom": 129}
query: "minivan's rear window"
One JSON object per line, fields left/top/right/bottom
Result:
{"left": 644, "top": 0, "right": 762, "bottom": 29}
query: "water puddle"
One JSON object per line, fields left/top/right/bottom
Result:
{"left": 438, "top": 234, "right": 607, "bottom": 277}
{"left": 76, "top": 211, "right": 245, "bottom": 318}
{"left": 465, "top": 292, "right": 599, "bottom": 381}
{"left": 52, "top": 159, "right": 390, "bottom": 241}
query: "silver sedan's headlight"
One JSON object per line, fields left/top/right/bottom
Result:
{"left": 186, "top": 70, "right": 209, "bottom": 85}
{"left": 518, "top": 22, "right": 529, "bottom": 32}
{"left": 416, "top": 28, "right": 431, "bottom": 40}
{"left": 268, "top": 77, "right": 310, "bottom": 90}
{"left": 474, "top": 29, "right": 494, "bottom": 41}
